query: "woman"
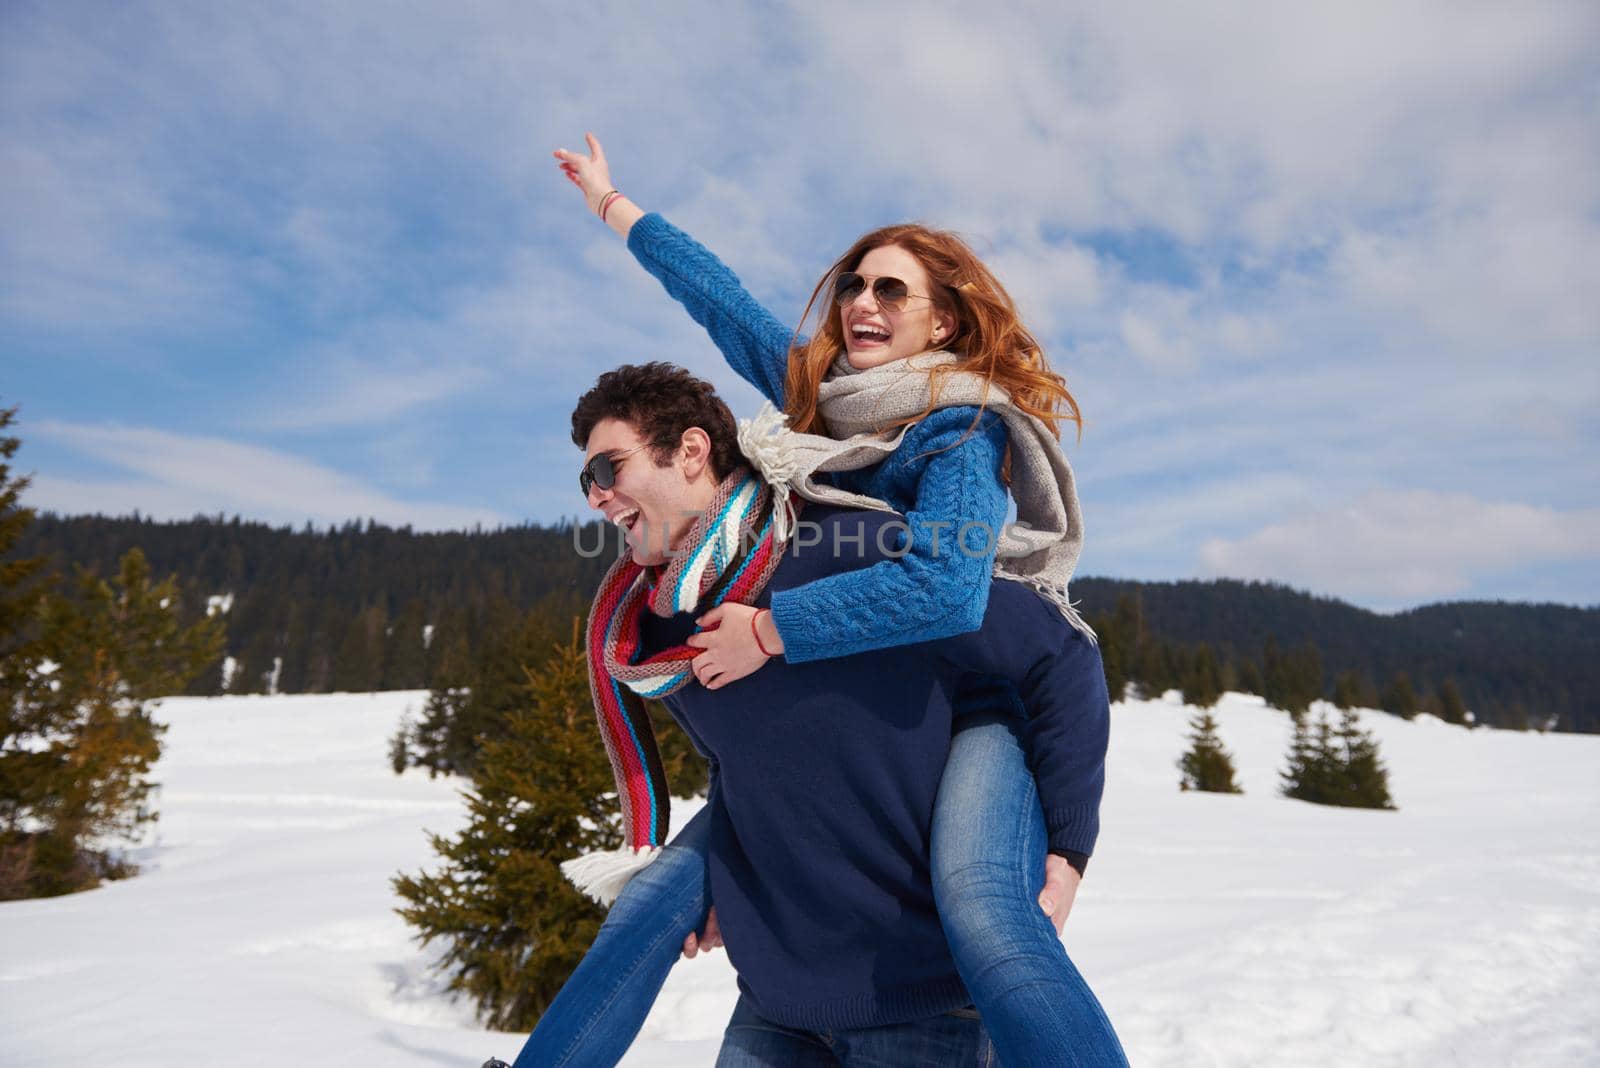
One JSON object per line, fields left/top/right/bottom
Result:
{"left": 521, "top": 133, "right": 1127, "bottom": 1068}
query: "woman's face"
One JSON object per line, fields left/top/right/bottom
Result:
{"left": 838, "top": 244, "right": 955, "bottom": 370}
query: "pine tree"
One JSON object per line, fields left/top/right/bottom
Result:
{"left": 1261, "top": 638, "right": 1293, "bottom": 711}
{"left": 1233, "top": 657, "right": 1263, "bottom": 698}
{"left": 1380, "top": 672, "right": 1419, "bottom": 720}
{"left": 388, "top": 714, "right": 413, "bottom": 775}
{"left": 1133, "top": 638, "right": 1184, "bottom": 700}
{"left": 380, "top": 599, "right": 429, "bottom": 691}
{"left": 1436, "top": 679, "right": 1469, "bottom": 727}
{"left": 0, "top": 407, "right": 54, "bottom": 897}
{"left": 331, "top": 607, "right": 379, "bottom": 692}
{"left": 1177, "top": 709, "right": 1242, "bottom": 793}
{"left": 1094, "top": 594, "right": 1142, "bottom": 703}
{"left": 1280, "top": 706, "right": 1396, "bottom": 810}
{"left": 1280, "top": 709, "right": 1337, "bottom": 804}
{"left": 393, "top": 635, "right": 620, "bottom": 1031}
{"left": 1333, "top": 707, "right": 1395, "bottom": 809}
{"left": 1262, "top": 639, "right": 1323, "bottom": 714}
{"left": 229, "top": 627, "right": 276, "bottom": 695}
{"left": 2, "top": 548, "right": 223, "bottom": 897}
{"left": 1331, "top": 670, "right": 1366, "bottom": 710}
{"left": 1180, "top": 643, "right": 1225, "bottom": 709}
{"left": 1504, "top": 702, "right": 1531, "bottom": 732}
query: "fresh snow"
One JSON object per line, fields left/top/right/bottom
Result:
{"left": 3, "top": 690, "right": 1597, "bottom": 1067}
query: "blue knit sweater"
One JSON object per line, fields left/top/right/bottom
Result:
{"left": 627, "top": 212, "right": 1010, "bottom": 663}
{"left": 641, "top": 505, "right": 1109, "bottom": 1032}
{"left": 628, "top": 212, "right": 1097, "bottom": 860}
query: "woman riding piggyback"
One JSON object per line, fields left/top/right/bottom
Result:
{"left": 517, "top": 133, "right": 1128, "bottom": 1068}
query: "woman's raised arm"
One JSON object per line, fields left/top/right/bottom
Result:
{"left": 552, "top": 133, "right": 795, "bottom": 404}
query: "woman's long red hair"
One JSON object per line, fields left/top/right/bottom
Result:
{"left": 783, "top": 223, "right": 1082, "bottom": 447}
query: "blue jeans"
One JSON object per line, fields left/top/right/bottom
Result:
{"left": 715, "top": 995, "right": 993, "bottom": 1067}
{"left": 514, "top": 804, "right": 713, "bottom": 1068}
{"left": 516, "top": 716, "right": 1125, "bottom": 1067}
{"left": 932, "top": 715, "right": 1129, "bottom": 1068}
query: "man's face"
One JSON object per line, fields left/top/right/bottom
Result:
{"left": 582, "top": 417, "right": 697, "bottom": 566}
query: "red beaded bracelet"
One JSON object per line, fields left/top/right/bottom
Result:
{"left": 751, "top": 609, "right": 779, "bottom": 658}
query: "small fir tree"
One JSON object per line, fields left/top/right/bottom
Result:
{"left": 1280, "top": 709, "right": 1338, "bottom": 804}
{"left": 2, "top": 548, "right": 223, "bottom": 897}
{"left": 389, "top": 708, "right": 415, "bottom": 775}
{"left": 1262, "top": 638, "right": 1322, "bottom": 713}
{"left": 393, "top": 636, "right": 619, "bottom": 1031}
{"left": 1435, "top": 679, "right": 1469, "bottom": 727}
{"left": 1093, "top": 594, "right": 1142, "bottom": 703}
{"left": 1331, "top": 670, "right": 1367, "bottom": 710}
{"left": 1280, "top": 706, "right": 1396, "bottom": 810}
{"left": 331, "top": 607, "right": 379, "bottom": 692}
{"left": 380, "top": 599, "right": 429, "bottom": 691}
{"left": 0, "top": 407, "right": 52, "bottom": 897}
{"left": 1180, "top": 644, "right": 1225, "bottom": 709}
{"left": 1504, "top": 702, "right": 1531, "bottom": 732}
{"left": 1133, "top": 639, "right": 1185, "bottom": 700}
{"left": 1177, "top": 709, "right": 1242, "bottom": 794}
{"left": 1292, "top": 642, "right": 1325, "bottom": 712}
{"left": 1333, "top": 707, "right": 1395, "bottom": 809}
{"left": 1379, "top": 672, "right": 1419, "bottom": 719}
{"left": 1233, "top": 657, "right": 1263, "bottom": 698}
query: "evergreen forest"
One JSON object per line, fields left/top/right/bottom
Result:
{"left": 15, "top": 512, "right": 1597, "bottom": 733}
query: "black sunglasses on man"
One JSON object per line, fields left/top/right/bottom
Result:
{"left": 579, "top": 443, "right": 648, "bottom": 496}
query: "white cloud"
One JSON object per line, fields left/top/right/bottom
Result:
{"left": 1118, "top": 309, "right": 1196, "bottom": 372}
{"left": 1198, "top": 489, "right": 1600, "bottom": 606}
{"left": 5, "top": 1, "right": 1598, "bottom": 605}
{"left": 28, "top": 421, "right": 509, "bottom": 530}
{"left": 981, "top": 234, "right": 1107, "bottom": 337}
{"left": 261, "top": 358, "right": 484, "bottom": 431}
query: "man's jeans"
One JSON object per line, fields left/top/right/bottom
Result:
{"left": 715, "top": 996, "right": 993, "bottom": 1067}
{"left": 514, "top": 805, "right": 713, "bottom": 1068}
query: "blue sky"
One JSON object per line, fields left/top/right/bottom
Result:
{"left": 4, "top": 0, "right": 1597, "bottom": 612}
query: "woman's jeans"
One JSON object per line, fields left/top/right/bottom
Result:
{"left": 715, "top": 995, "right": 993, "bottom": 1067}
{"left": 932, "top": 715, "right": 1128, "bottom": 1068}
{"left": 515, "top": 714, "right": 1127, "bottom": 1067}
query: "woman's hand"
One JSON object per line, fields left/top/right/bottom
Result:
{"left": 553, "top": 132, "right": 616, "bottom": 213}
{"left": 1038, "top": 854, "right": 1081, "bottom": 936}
{"left": 686, "top": 604, "right": 782, "bottom": 690}
{"left": 682, "top": 905, "right": 723, "bottom": 958}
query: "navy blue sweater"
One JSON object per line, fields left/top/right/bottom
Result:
{"left": 640, "top": 505, "right": 1109, "bottom": 1031}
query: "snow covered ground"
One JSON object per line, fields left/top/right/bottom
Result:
{"left": 3, "top": 690, "right": 1597, "bottom": 1067}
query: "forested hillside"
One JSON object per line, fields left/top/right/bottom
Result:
{"left": 1073, "top": 579, "right": 1597, "bottom": 733}
{"left": 17, "top": 514, "right": 1597, "bottom": 732}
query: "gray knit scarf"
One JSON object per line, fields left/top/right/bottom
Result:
{"left": 737, "top": 351, "right": 1094, "bottom": 638}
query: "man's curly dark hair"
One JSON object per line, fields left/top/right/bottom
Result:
{"left": 570, "top": 362, "right": 742, "bottom": 482}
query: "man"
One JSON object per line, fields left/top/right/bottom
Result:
{"left": 526, "top": 362, "right": 1110, "bottom": 1066}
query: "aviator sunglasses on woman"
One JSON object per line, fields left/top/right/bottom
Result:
{"left": 832, "top": 271, "right": 938, "bottom": 311}
{"left": 579, "top": 442, "right": 648, "bottom": 496}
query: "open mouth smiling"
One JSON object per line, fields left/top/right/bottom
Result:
{"left": 850, "top": 321, "right": 891, "bottom": 345}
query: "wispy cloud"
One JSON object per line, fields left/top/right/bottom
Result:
{"left": 1199, "top": 490, "right": 1600, "bottom": 608}
{"left": 28, "top": 421, "right": 509, "bottom": 530}
{"left": 4, "top": 1, "right": 1597, "bottom": 607}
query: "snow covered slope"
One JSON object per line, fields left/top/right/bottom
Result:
{"left": 2, "top": 691, "right": 1596, "bottom": 1066}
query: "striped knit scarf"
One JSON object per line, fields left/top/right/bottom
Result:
{"left": 561, "top": 466, "right": 789, "bottom": 905}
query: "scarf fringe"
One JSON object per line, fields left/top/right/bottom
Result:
{"left": 1003, "top": 574, "right": 1099, "bottom": 644}
{"left": 561, "top": 845, "right": 662, "bottom": 906}
{"left": 737, "top": 404, "right": 802, "bottom": 541}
